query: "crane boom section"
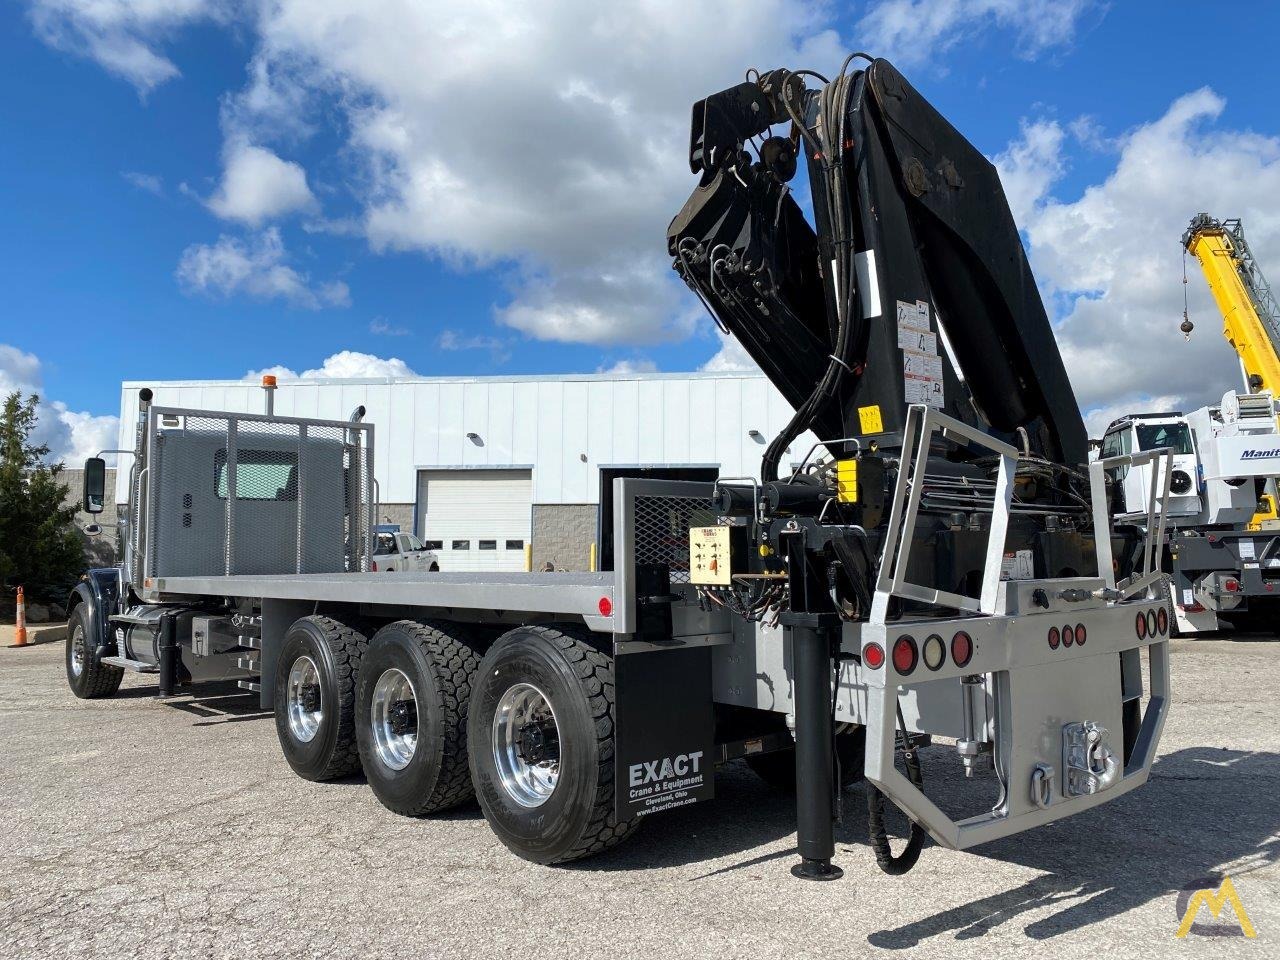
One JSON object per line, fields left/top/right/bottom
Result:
{"left": 1185, "top": 214, "right": 1280, "bottom": 396}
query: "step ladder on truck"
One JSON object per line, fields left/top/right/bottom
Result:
{"left": 65, "top": 56, "right": 1173, "bottom": 880}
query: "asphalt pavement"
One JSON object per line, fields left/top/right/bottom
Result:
{"left": 1, "top": 635, "right": 1276, "bottom": 958}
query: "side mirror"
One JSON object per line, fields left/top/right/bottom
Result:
{"left": 83, "top": 457, "right": 106, "bottom": 514}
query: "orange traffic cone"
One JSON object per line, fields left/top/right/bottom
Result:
{"left": 9, "top": 586, "right": 29, "bottom": 648}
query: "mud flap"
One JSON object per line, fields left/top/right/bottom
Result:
{"left": 614, "top": 646, "right": 715, "bottom": 820}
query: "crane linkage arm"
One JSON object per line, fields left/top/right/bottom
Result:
{"left": 667, "top": 59, "right": 1087, "bottom": 476}
{"left": 1184, "top": 213, "right": 1280, "bottom": 396}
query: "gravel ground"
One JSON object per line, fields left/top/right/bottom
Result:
{"left": 1, "top": 636, "right": 1276, "bottom": 958}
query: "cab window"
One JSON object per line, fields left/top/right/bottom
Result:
{"left": 1135, "top": 422, "right": 1194, "bottom": 455}
{"left": 374, "top": 533, "right": 398, "bottom": 555}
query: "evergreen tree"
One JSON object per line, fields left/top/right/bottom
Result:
{"left": 0, "top": 392, "right": 85, "bottom": 612}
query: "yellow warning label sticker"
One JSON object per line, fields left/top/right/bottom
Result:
{"left": 858, "top": 405, "right": 884, "bottom": 434}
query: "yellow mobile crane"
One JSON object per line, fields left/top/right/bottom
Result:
{"left": 1183, "top": 213, "right": 1280, "bottom": 528}
{"left": 1183, "top": 213, "right": 1280, "bottom": 398}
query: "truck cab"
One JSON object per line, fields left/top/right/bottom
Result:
{"left": 1099, "top": 413, "right": 1201, "bottom": 522}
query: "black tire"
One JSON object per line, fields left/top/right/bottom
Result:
{"left": 274, "top": 615, "right": 368, "bottom": 782}
{"left": 746, "top": 726, "right": 867, "bottom": 792}
{"left": 468, "top": 624, "right": 637, "bottom": 864}
{"left": 356, "top": 620, "right": 480, "bottom": 816}
{"left": 65, "top": 604, "right": 123, "bottom": 699}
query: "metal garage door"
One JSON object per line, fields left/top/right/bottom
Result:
{"left": 415, "top": 469, "right": 532, "bottom": 572}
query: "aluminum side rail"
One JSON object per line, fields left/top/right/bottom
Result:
{"left": 150, "top": 571, "right": 617, "bottom": 632}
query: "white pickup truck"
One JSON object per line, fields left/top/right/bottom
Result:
{"left": 371, "top": 531, "right": 440, "bottom": 572}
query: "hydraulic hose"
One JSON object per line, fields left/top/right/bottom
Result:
{"left": 866, "top": 710, "right": 928, "bottom": 875}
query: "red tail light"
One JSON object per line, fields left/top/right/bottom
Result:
{"left": 1136, "top": 611, "right": 1147, "bottom": 639}
{"left": 371, "top": 559, "right": 378, "bottom": 572}
{"left": 892, "top": 636, "right": 918, "bottom": 675}
{"left": 951, "top": 631, "right": 973, "bottom": 668}
{"left": 1156, "top": 607, "right": 1168, "bottom": 635}
{"left": 1075, "top": 623, "right": 1087, "bottom": 646}
{"left": 863, "top": 643, "right": 886, "bottom": 669}
{"left": 1062, "top": 624, "right": 1075, "bottom": 647}
{"left": 598, "top": 596, "right": 613, "bottom": 616}
{"left": 1047, "top": 626, "right": 1060, "bottom": 649}
{"left": 1224, "top": 579, "right": 1240, "bottom": 593}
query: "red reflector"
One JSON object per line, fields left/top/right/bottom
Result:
{"left": 1136, "top": 611, "right": 1147, "bottom": 639}
{"left": 598, "top": 596, "right": 613, "bottom": 617}
{"left": 1156, "top": 607, "right": 1168, "bottom": 635}
{"left": 1075, "top": 623, "right": 1087, "bottom": 646}
{"left": 863, "top": 643, "right": 886, "bottom": 669}
{"left": 951, "top": 631, "right": 973, "bottom": 668}
{"left": 1062, "top": 624, "right": 1075, "bottom": 647}
{"left": 1047, "top": 626, "right": 1060, "bottom": 650}
{"left": 892, "top": 635, "right": 918, "bottom": 675}
{"left": 1224, "top": 579, "right": 1240, "bottom": 593}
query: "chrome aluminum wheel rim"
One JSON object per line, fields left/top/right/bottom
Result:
{"left": 70, "top": 624, "right": 86, "bottom": 677}
{"left": 370, "top": 668, "right": 418, "bottom": 770}
{"left": 286, "top": 655, "right": 323, "bottom": 743}
{"left": 492, "top": 683, "right": 560, "bottom": 808}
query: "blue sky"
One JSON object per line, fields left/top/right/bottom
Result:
{"left": 2, "top": 1, "right": 1279, "bottom": 461}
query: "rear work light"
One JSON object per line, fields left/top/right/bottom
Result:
{"left": 1062, "top": 624, "right": 1075, "bottom": 647}
{"left": 951, "top": 631, "right": 973, "bottom": 668}
{"left": 922, "top": 634, "right": 946, "bottom": 671}
{"left": 863, "top": 642, "right": 886, "bottom": 669}
{"left": 892, "top": 635, "right": 918, "bottom": 675}
{"left": 1146, "top": 610, "right": 1157, "bottom": 637}
{"left": 1156, "top": 607, "right": 1168, "bottom": 635}
{"left": 1224, "top": 579, "right": 1240, "bottom": 593}
{"left": 1047, "top": 625, "right": 1060, "bottom": 650}
{"left": 1136, "top": 611, "right": 1147, "bottom": 639}
{"left": 1074, "top": 623, "right": 1087, "bottom": 646}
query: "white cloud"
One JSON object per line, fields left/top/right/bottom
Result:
{"left": 996, "top": 88, "right": 1280, "bottom": 433}
{"left": 122, "top": 170, "right": 163, "bottom": 195}
{"left": 597, "top": 359, "right": 657, "bottom": 375}
{"left": 176, "top": 228, "right": 350, "bottom": 308}
{"left": 700, "top": 331, "right": 760, "bottom": 373}
{"left": 244, "top": 350, "right": 417, "bottom": 381}
{"left": 369, "top": 318, "right": 408, "bottom": 336}
{"left": 859, "top": 0, "right": 1100, "bottom": 67}
{"left": 437, "top": 329, "right": 513, "bottom": 363}
{"left": 0, "top": 344, "right": 119, "bottom": 465}
{"left": 28, "top": 0, "right": 229, "bottom": 94}
{"left": 207, "top": 140, "right": 317, "bottom": 225}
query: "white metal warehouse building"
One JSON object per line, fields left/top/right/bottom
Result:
{"left": 115, "top": 372, "right": 814, "bottom": 573}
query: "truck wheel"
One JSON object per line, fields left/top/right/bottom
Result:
{"left": 356, "top": 620, "right": 480, "bottom": 816}
{"left": 747, "top": 726, "right": 867, "bottom": 792}
{"left": 65, "top": 604, "right": 123, "bottom": 699}
{"left": 468, "top": 625, "right": 636, "bottom": 864}
{"left": 274, "top": 615, "right": 367, "bottom": 781}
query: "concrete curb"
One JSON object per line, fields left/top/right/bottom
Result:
{"left": 2, "top": 622, "right": 68, "bottom": 647}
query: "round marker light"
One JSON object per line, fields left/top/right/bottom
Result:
{"left": 1062, "top": 624, "right": 1075, "bottom": 647}
{"left": 922, "top": 634, "right": 946, "bottom": 671}
{"left": 1136, "top": 611, "right": 1147, "bottom": 639}
{"left": 597, "top": 596, "right": 613, "bottom": 617}
{"left": 1047, "top": 626, "right": 1060, "bottom": 650}
{"left": 951, "top": 631, "right": 973, "bottom": 668}
{"left": 892, "top": 635, "right": 918, "bottom": 675}
{"left": 1146, "top": 610, "right": 1157, "bottom": 637}
{"left": 863, "top": 642, "right": 886, "bottom": 669}
{"left": 1075, "top": 623, "right": 1087, "bottom": 646}
{"left": 1156, "top": 607, "right": 1168, "bottom": 635}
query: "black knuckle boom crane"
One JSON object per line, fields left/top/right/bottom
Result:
{"left": 67, "top": 55, "right": 1171, "bottom": 883}
{"left": 667, "top": 57, "right": 1163, "bottom": 879}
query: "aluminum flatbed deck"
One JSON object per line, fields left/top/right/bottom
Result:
{"left": 151, "top": 571, "right": 617, "bottom": 630}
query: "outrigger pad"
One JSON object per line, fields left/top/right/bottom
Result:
{"left": 614, "top": 646, "right": 715, "bottom": 821}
